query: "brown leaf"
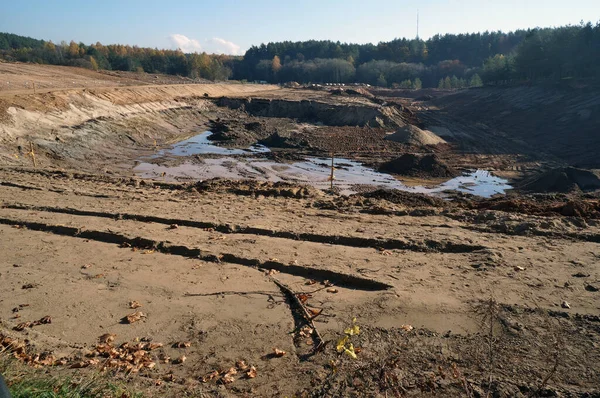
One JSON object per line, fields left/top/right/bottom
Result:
{"left": 124, "top": 311, "right": 146, "bottom": 324}
{"left": 168, "top": 224, "right": 179, "bottom": 230}
{"left": 69, "top": 361, "right": 89, "bottom": 369}
{"left": 99, "top": 333, "right": 116, "bottom": 344}
{"left": 326, "top": 288, "right": 339, "bottom": 294}
{"left": 221, "top": 374, "right": 236, "bottom": 384}
{"left": 22, "top": 283, "right": 37, "bottom": 290}
{"left": 305, "top": 279, "right": 317, "bottom": 285}
{"left": 202, "top": 370, "right": 219, "bottom": 383}
{"left": 220, "top": 367, "right": 238, "bottom": 384}
{"left": 148, "top": 342, "right": 163, "bottom": 350}
{"left": 308, "top": 308, "right": 323, "bottom": 316}
{"left": 13, "top": 322, "right": 31, "bottom": 331}
{"left": 129, "top": 301, "right": 142, "bottom": 309}
{"left": 273, "top": 348, "right": 286, "bottom": 357}
{"left": 236, "top": 360, "right": 248, "bottom": 370}
{"left": 173, "top": 355, "right": 186, "bottom": 364}
{"left": 296, "top": 293, "right": 311, "bottom": 303}
{"left": 38, "top": 316, "right": 52, "bottom": 324}
{"left": 246, "top": 366, "right": 257, "bottom": 379}
{"left": 174, "top": 341, "right": 191, "bottom": 348}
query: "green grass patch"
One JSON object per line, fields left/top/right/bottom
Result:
{"left": 1, "top": 354, "right": 142, "bottom": 398}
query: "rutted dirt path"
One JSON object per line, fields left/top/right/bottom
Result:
{"left": 1, "top": 167, "right": 600, "bottom": 395}
{"left": 0, "top": 67, "right": 599, "bottom": 396}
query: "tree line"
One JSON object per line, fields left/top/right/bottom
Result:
{"left": 0, "top": 34, "right": 235, "bottom": 81}
{"left": 1, "top": 22, "right": 599, "bottom": 88}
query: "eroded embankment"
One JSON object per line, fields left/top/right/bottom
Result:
{"left": 0, "top": 83, "right": 279, "bottom": 167}
{"left": 217, "top": 97, "right": 408, "bottom": 128}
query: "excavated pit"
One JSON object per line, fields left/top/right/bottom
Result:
{"left": 216, "top": 97, "right": 407, "bottom": 128}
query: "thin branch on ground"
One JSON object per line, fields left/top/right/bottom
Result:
{"left": 270, "top": 277, "right": 325, "bottom": 352}
{"left": 184, "top": 291, "right": 281, "bottom": 299}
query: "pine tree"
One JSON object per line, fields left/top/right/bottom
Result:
{"left": 450, "top": 75, "right": 459, "bottom": 89}
{"left": 413, "top": 77, "right": 423, "bottom": 89}
{"left": 438, "top": 78, "right": 444, "bottom": 89}
{"left": 469, "top": 73, "right": 483, "bottom": 87}
{"left": 443, "top": 76, "right": 452, "bottom": 89}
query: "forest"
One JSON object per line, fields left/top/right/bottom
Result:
{"left": 1, "top": 22, "right": 599, "bottom": 88}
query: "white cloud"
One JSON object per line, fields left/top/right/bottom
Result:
{"left": 168, "top": 34, "right": 202, "bottom": 53}
{"left": 206, "top": 37, "right": 242, "bottom": 55}
{"left": 168, "top": 34, "right": 242, "bottom": 55}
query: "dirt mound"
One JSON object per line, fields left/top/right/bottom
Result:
{"left": 259, "top": 131, "right": 308, "bottom": 148}
{"left": 520, "top": 167, "right": 600, "bottom": 193}
{"left": 379, "top": 154, "right": 459, "bottom": 178}
{"left": 384, "top": 125, "right": 447, "bottom": 146}
{"left": 191, "top": 178, "right": 323, "bottom": 199}
{"left": 473, "top": 195, "right": 600, "bottom": 219}
{"left": 360, "top": 188, "right": 445, "bottom": 207}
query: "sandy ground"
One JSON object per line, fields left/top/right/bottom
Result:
{"left": 0, "top": 64, "right": 599, "bottom": 397}
{"left": 1, "top": 168, "right": 599, "bottom": 396}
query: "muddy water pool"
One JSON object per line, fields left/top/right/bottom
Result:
{"left": 135, "top": 132, "right": 512, "bottom": 197}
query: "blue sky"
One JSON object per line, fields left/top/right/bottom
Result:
{"left": 1, "top": 0, "right": 598, "bottom": 54}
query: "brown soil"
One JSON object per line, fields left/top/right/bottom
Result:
{"left": 1, "top": 64, "right": 600, "bottom": 397}
{"left": 379, "top": 153, "right": 459, "bottom": 178}
{"left": 519, "top": 167, "right": 600, "bottom": 193}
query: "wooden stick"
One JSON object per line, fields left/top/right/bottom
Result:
{"left": 329, "top": 152, "right": 334, "bottom": 190}
{"left": 184, "top": 291, "right": 281, "bottom": 299}
{"left": 29, "top": 143, "right": 37, "bottom": 168}
{"left": 271, "top": 277, "right": 325, "bottom": 352}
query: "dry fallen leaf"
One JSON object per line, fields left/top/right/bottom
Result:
{"left": 69, "top": 361, "right": 90, "bottom": 369}
{"left": 305, "top": 279, "right": 317, "bottom": 285}
{"left": 221, "top": 374, "right": 236, "bottom": 384}
{"left": 401, "top": 324, "right": 414, "bottom": 332}
{"left": 202, "top": 370, "right": 219, "bottom": 383}
{"left": 129, "top": 301, "right": 142, "bottom": 309}
{"left": 174, "top": 341, "right": 191, "bottom": 348}
{"left": 148, "top": 342, "right": 163, "bottom": 350}
{"left": 273, "top": 348, "right": 286, "bottom": 357}
{"left": 326, "top": 288, "right": 339, "bottom": 294}
{"left": 308, "top": 308, "right": 323, "bottom": 317}
{"left": 264, "top": 269, "right": 279, "bottom": 276}
{"left": 236, "top": 360, "right": 248, "bottom": 370}
{"left": 99, "top": 333, "right": 116, "bottom": 344}
{"left": 14, "top": 322, "right": 31, "bottom": 331}
{"left": 125, "top": 311, "right": 146, "bottom": 324}
{"left": 246, "top": 365, "right": 257, "bottom": 379}
{"left": 296, "top": 293, "right": 311, "bottom": 303}
{"left": 173, "top": 355, "right": 186, "bottom": 364}
{"left": 220, "top": 367, "right": 238, "bottom": 384}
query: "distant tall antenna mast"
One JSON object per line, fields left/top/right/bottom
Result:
{"left": 417, "top": 9, "right": 420, "bottom": 39}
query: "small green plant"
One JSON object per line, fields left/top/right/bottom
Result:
{"left": 336, "top": 317, "right": 360, "bottom": 359}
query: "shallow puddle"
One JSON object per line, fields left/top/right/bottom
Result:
{"left": 157, "top": 131, "right": 270, "bottom": 156}
{"left": 135, "top": 132, "right": 512, "bottom": 197}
